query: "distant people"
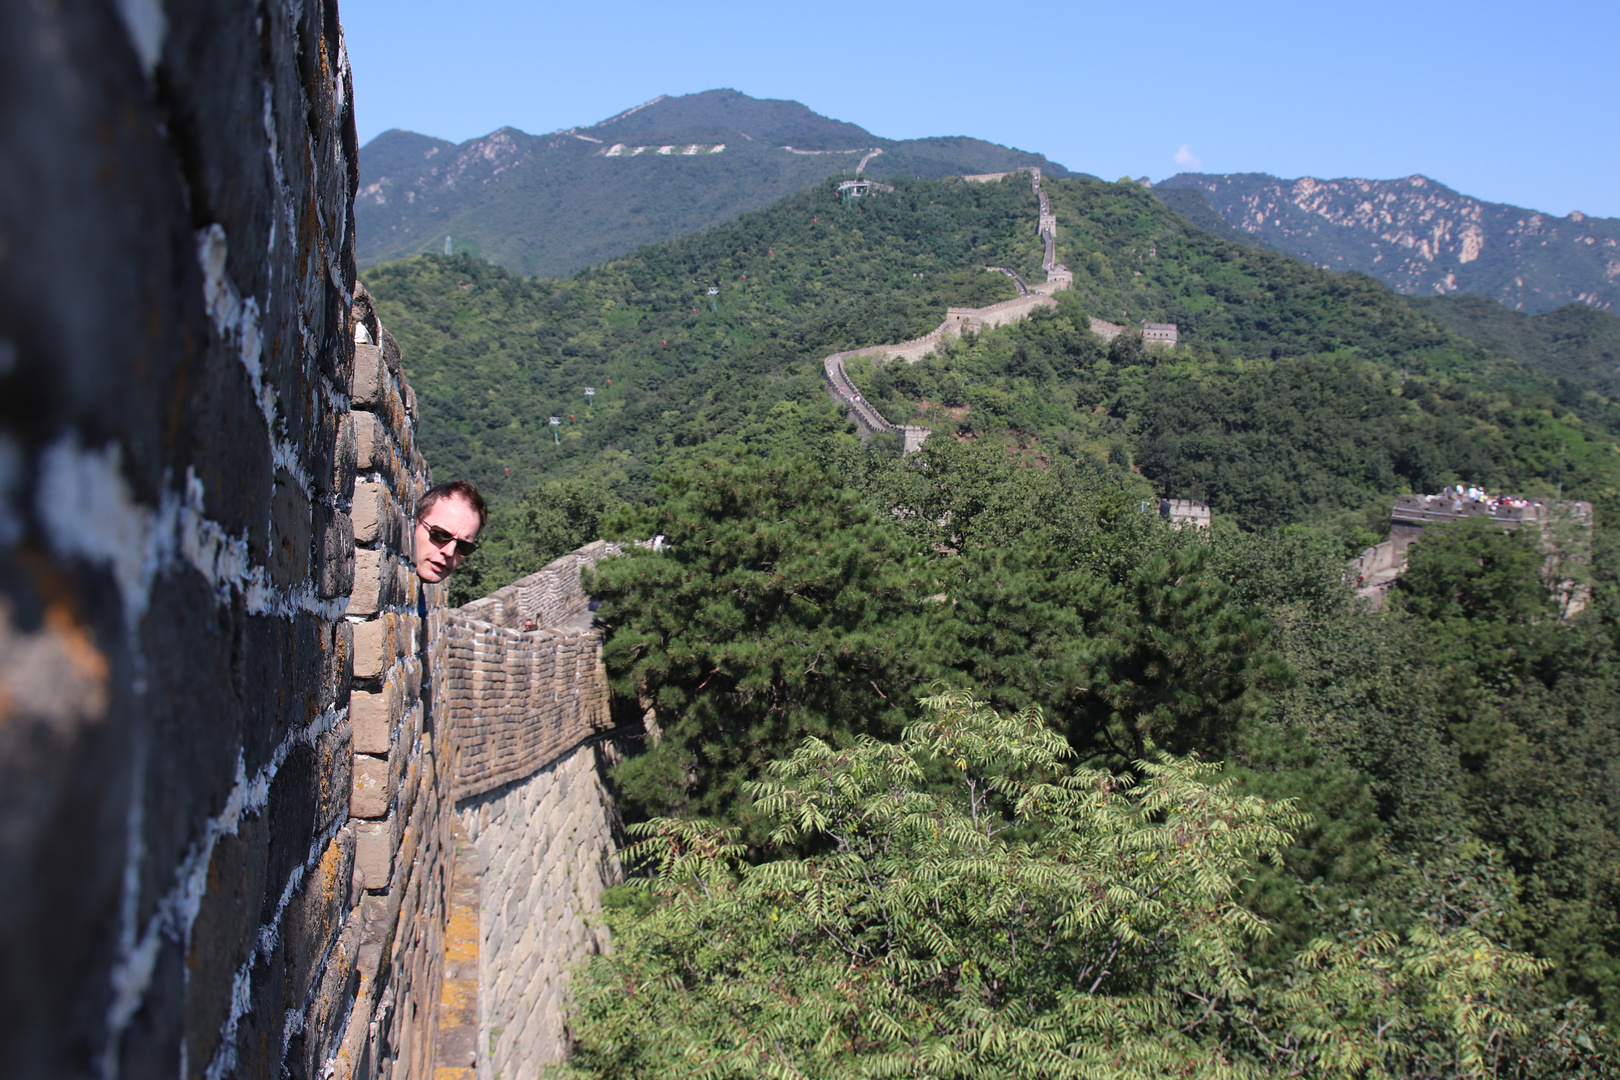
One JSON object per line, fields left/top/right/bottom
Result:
{"left": 413, "top": 479, "right": 487, "bottom": 582}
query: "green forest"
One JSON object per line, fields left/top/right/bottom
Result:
{"left": 363, "top": 173, "right": 1620, "bottom": 1073}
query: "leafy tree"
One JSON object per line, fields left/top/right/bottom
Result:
{"left": 1084, "top": 544, "right": 1288, "bottom": 761}
{"left": 563, "top": 693, "right": 1604, "bottom": 1079}
{"left": 584, "top": 456, "right": 950, "bottom": 840}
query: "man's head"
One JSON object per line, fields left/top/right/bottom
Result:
{"left": 414, "top": 480, "right": 487, "bottom": 582}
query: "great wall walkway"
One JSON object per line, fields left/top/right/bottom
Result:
{"left": 822, "top": 167, "right": 1075, "bottom": 450}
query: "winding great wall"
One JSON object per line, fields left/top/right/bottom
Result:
{"left": 823, "top": 168, "right": 1076, "bottom": 451}
{"left": 822, "top": 169, "right": 1178, "bottom": 450}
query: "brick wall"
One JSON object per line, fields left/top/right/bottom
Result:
{"left": 0, "top": 2, "right": 450, "bottom": 1075}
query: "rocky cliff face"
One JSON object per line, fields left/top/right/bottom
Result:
{"left": 1158, "top": 172, "right": 1620, "bottom": 314}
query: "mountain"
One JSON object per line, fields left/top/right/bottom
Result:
{"left": 356, "top": 89, "right": 1074, "bottom": 278}
{"left": 362, "top": 173, "right": 1620, "bottom": 534}
{"left": 1155, "top": 173, "right": 1620, "bottom": 315}
{"left": 1410, "top": 294, "right": 1620, "bottom": 398}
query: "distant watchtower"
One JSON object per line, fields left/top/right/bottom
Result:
{"left": 1143, "top": 323, "right": 1179, "bottom": 348}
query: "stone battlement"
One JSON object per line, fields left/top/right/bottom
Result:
{"left": 443, "top": 543, "right": 620, "bottom": 800}
{"left": 1352, "top": 493, "right": 1593, "bottom": 610}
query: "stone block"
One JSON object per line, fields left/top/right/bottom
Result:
{"left": 380, "top": 326, "right": 402, "bottom": 375}
{"left": 269, "top": 470, "right": 312, "bottom": 588}
{"left": 316, "top": 719, "right": 355, "bottom": 834}
{"left": 281, "top": 827, "right": 355, "bottom": 1012}
{"left": 350, "top": 677, "right": 400, "bottom": 755}
{"left": 324, "top": 619, "right": 354, "bottom": 713}
{"left": 352, "top": 753, "right": 391, "bottom": 819}
{"left": 352, "top": 343, "right": 385, "bottom": 406}
{"left": 351, "top": 409, "right": 389, "bottom": 475}
{"left": 349, "top": 546, "right": 384, "bottom": 617}
{"left": 317, "top": 504, "right": 354, "bottom": 599}
{"left": 399, "top": 610, "right": 418, "bottom": 659}
{"left": 357, "top": 884, "right": 403, "bottom": 987}
{"left": 334, "top": 411, "right": 358, "bottom": 500}
{"left": 354, "top": 817, "right": 394, "bottom": 891}
{"left": 351, "top": 480, "right": 396, "bottom": 546}
{"left": 352, "top": 616, "right": 392, "bottom": 681}
{"left": 183, "top": 812, "right": 269, "bottom": 1073}
{"left": 261, "top": 741, "right": 319, "bottom": 925}
{"left": 299, "top": 900, "right": 363, "bottom": 1079}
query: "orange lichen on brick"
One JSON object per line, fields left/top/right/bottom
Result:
{"left": 438, "top": 978, "right": 475, "bottom": 1019}
{"left": 444, "top": 906, "right": 477, "bottom": 966}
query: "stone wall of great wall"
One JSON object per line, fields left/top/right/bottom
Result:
{"left": 1350, "top": 493, "right": 1594, "bottom": 610}
{"left": 441, "top": 545, "right": 629, "bottom": 1080}
{"left": 0, "top": 5, "right": 628, "bottom": 1078}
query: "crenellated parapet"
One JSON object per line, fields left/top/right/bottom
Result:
{"left": 442, "top": 542, "right": 619, "bottom": 800}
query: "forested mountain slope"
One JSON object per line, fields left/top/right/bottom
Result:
{"left": 1411, "top": 293, "right": 1620, "bottom": 398}
{"left": 1156, "top": 172, "right": 1620, "bottom": 314}
{"left": 365, "top": 173, "right": 1620, "bottom": 535}
{"left": 357, "top": 89, "right": 1071, "bottom": 277}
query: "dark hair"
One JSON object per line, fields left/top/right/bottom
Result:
{"left": 416, "top": 480, "right": 487, "bottom": 530}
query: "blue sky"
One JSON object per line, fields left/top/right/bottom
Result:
{"left": 341, "top": 0, "right": 1617, "bottom": 219}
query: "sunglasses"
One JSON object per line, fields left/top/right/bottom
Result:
{"left": 423, "top": 523, "right": 480, "bottom": 557}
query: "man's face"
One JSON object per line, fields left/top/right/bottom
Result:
{"left": 414, "top": 496, "right": 482, "bottom": 583}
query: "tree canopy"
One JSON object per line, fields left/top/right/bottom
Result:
{"left": 564, "top": 693, "right": 1607, "bottom": 1079}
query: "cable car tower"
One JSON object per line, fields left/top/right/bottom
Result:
{"left": 548, "top": 416, "right": 561, "bottom": 444}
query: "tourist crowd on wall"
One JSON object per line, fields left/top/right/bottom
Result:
{"left": 1439, "top": 485, "right": 1538, "bottom": 512}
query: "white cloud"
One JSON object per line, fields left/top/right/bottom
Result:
{"left": 1174, "top": 145, "right": 1202, "bottom": 170}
